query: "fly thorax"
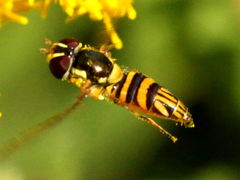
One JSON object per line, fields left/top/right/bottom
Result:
{"left": 72, "top": 50, "right": 113, "bottom": 85}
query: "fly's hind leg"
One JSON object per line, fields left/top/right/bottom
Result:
{"left": 132, "top": 112, "right": 178, "bottom": 143}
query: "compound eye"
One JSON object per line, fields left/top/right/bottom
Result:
{"left": 49, "top": 56, "right": 71, "bottom": 79}
{"left": 60, "top": 38, "right": 79, "bottom": 49}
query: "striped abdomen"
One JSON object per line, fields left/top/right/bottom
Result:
{"left": 106, "top": 71, "right": 194, "bottom": 127}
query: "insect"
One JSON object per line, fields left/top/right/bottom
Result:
{"left": 42, "top": 38, "right": 194, "bottom": 143}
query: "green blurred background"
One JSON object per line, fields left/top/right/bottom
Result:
{"left": 0, "top": 0, "right": 240, "bottom": 179}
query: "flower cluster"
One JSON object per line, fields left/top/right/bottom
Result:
{"left": 0, "top": 0, "right": 31, "bottom": 25}
{"left": 0, "top": 0, "right": 136, "bottom": 49}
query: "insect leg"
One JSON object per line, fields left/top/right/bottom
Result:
{"left": 88, "top": 86, "right": 105, "bottom": 100}
{"left": 0, "top": 89, "right": 88, "bottom": 161}
{"left": 132, "top": 112, "right": 178, "bottom": 143}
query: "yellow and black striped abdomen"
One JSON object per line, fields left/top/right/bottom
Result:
{"left": 107, "top": 71, "right": 194, "bottom": 127}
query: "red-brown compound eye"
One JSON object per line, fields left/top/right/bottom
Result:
{"left": 49, "top": 55, "right": 71, "bottom": 79}
{"left": 60, "top": 38, "right": 79, "bottom": 49}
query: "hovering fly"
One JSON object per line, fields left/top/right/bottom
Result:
{"left": 42, "top": 38, "right": 194, "bottom": 142}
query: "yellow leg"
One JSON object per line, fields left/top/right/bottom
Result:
{"left": 87, "top": 86, "right": 104, "bottom": 100}
{"left": 132, "top": 112, "right": 178, "bottom": 143}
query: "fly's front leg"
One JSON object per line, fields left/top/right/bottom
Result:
{"left": 132, "top": 111, "right": 178, "bottom": 143}
{"left": 0, "top": 89, "right": 89, "bottom": 161}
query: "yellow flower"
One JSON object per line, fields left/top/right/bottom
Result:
{"left": 0, "top": 0, "right": 136, "bottom": 49}
{"left": 59, "top": 0, "right": 136, "bottom": 49}
{"left": 0, "top": 0, "right": 31, "bottom": 25}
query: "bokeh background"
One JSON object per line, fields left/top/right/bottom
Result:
{"left": 0, "top": 0, "right": 240, "bottom": 179}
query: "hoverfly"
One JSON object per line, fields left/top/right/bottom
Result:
{"left": 42, "top": 38, "right": 194, "bottom": 143}
{"left": 0, "top": 38, "right": 195, "bottom": 160}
